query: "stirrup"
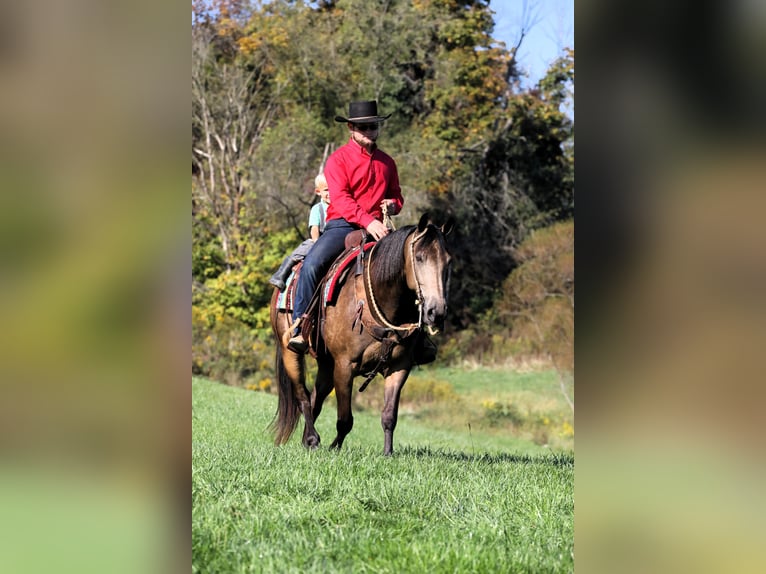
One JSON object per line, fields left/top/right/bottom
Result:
{"left": 285, "top": 317, "right": 307, "bottom": 353}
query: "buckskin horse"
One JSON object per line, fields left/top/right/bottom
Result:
{"left": 269, "top": 213, "right": 454, "bottom": 455}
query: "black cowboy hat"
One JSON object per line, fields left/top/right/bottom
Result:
{"left": 334, "top": 100, "right": 392, "bottom": 123}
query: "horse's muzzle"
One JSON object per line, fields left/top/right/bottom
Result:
{"left": 423, "top": 300, "right": 447, "bottom": 331}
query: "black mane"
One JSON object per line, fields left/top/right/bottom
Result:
{"left": 368, "top": 225, "right": 416, "bottom": 286}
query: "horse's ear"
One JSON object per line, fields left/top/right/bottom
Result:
{"left": 441, "top": 218, "right": 455, "bottom": 236}
{"left": 417, "top": 212, "right": 430, "bottom": 232}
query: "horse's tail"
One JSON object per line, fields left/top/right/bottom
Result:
{"left": 269, "top": 330, "right": 304, "bottom": 445}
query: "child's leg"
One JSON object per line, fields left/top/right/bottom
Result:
{"left": 268, "top": 239, "right": 315, "bottom": 290}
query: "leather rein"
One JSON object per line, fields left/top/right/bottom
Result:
{"left": 352, "top": 226, "right": 432, "bottom": 392}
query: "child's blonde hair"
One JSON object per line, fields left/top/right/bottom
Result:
{"left": 314, "top": 173, "right": 327, "bottom": 190}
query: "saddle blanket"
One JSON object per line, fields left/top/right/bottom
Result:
{"left": 275, "top": 243, "right": 375, "bottom": 311}
{"left": 275, "top": 269, "right": 298, "bottom": 311}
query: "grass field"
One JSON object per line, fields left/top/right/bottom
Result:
{"left": 352, "top": 365, "right": 574, "bottom": 453}
{"left": 192, "top": 368, "right": 574, "bottom": 573}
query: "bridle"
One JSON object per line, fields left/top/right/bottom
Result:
{"left": 353, "top": 225, "right": 444, "bottom": 393}
{"left": 363, "top": 226, "right": 441, "bottom": 336}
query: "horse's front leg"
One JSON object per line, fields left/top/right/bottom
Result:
{"left": 381, "top": 368, "right": 411, "bottom": 456}
{"left": 299, "top": 401, "right": 320, "bottom": 449}
{"left": 309, "top": 356, "right": 335, "bottom": 431}
{"left": 329, "top": 362, "right": 354, "bottom": 450}
{"left": 311, "top": 358, "right": 334, "bottom": 416}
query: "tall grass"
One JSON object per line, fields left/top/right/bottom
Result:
{"left": 193, "top": 378, "right": 573, "bottom": 573}
{"left": 355, "top": 365, "right": 574, "bottom": 451}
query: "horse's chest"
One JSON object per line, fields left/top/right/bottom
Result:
{"left": 356, "top": 338, "right": 410, "bottom": 372}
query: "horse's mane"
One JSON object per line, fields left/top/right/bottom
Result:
{"left": 369, "top": 225, "right": 417, "bottom": 286}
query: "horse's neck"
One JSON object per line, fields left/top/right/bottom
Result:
{"left": 370, "top": 263, "right": 418, "bottom": 324}
{"left": 380, "top": 283, "right": 417, "bottom": 325}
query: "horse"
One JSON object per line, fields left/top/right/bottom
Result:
{"left": 269, "top": 213, "right": 454, "bottom": 455}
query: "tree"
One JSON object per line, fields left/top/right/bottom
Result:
{"left": 192, "top": 7, "right": 276, "bottom": 268}
{"left": 495, "top": 220, "right": 574, "bottom": 409}
{"left": 192, "top": 1, "right": 287, "bottom": 333}
{"left": 191, "top": 0, "right": 576, "bottom": 382}
{"left": 434, "top": 49, "right": 574, "bottom": 327}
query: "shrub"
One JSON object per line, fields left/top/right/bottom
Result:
{"left": 441, "top": 220, "right": 573, "bottom": 373}
{"left": 481, "top": 400, "right": 525, "bottom": 428}
{"left": 191, "top": 228, "right": 302, "bottom": 386}
{"left": 192, "top": 305, "right": 274, "bottom": 388}
{"left": 496, "top": 220, "right": 574, "bottom": 373}
{"left": 478, "top": 399, "right": 573, "bottom": 447}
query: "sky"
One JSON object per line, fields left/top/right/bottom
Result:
{"left": 489, "top": 0, "right": 574, "bottom": 87}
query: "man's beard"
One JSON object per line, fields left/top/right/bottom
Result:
{"left": 354, "top": 133, "right": 377, "bottom": 147}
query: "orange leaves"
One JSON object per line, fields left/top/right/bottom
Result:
{"left": 236, "top": 35, "right": 261, "bottom": 55}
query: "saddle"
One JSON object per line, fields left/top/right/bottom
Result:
{"left": 276, "top": 230, "right": 374, "bottom": 357}
{"left": 276, "top": 229, "right": 433, "bottom": 380}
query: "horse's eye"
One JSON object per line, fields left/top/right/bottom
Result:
{"left": 415, "top": 254, "right": 424, "bottom": 263}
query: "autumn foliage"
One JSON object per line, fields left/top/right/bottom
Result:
{"left": 192, "top": 0, "right": 574, "bottom": 384}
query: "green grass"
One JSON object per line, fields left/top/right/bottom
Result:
{"left": 192, "top": 376, "right": 574, "bottom": 573}
{"left": 427, "top": 365, "right": 563, "bottom": 398}
{"left": 356, "top": 364, "right": 574, "bottom": 452}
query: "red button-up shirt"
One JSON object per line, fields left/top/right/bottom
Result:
{"left": 324, "top": 138, "right": 404, "bottom": 228}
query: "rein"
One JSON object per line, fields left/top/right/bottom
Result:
{"left": 382, "top": 202, "right": 396, "bottom": 232}
{"left": 363, "top": 226, "right": 429, "bottom": 335}
{"left": 354, "top": 224, "right": 441, "bottom": 393}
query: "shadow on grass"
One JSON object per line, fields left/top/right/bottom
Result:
{"left": 395, "top": 445, "right": 574, "bottom": 467}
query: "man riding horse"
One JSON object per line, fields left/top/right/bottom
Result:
{"left": 287, "top": 100, "right": 404, "bottom": 351}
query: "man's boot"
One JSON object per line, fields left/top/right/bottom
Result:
{"left": 285, "top": 318, "right": 308, "bottom": 354}
{"left": 287, "top": 331, "right": 308, "bottom": 354}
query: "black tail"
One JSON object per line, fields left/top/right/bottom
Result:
{"left": 269, "top": 342, "right": 302, "bottom": 445}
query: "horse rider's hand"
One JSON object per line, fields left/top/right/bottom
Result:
{"left": 366, "top": 219, "right": 389, "bottom": 240}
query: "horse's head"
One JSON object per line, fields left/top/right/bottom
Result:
{"left": 407, "top": 213, "right": 455, "bottom": 333}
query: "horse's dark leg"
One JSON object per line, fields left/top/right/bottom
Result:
{"left": 301, "top": 356, "right": 334, "bottom": 448}
{"left": 329, "top": 363, "right": 354, "bottom": 450}
{"left": 300, "top": 408, "right": 320, "bottom": 449}
{"left": 293, "top": 366, "right": 320, "bottom": 449}
{"left": 381, "top": 369, "right": 411, "bottom": 456}
{"left": 311, "top": 355, "right": 335, "bottom": 421}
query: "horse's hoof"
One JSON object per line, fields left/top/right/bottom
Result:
{"left": 304, "top": 435, "right": 320, "bottom": 450}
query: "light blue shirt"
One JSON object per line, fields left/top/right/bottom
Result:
{"left": 308, "top": 201, "right": 329, "bottom": 234}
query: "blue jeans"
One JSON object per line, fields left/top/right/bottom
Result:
{"left": 292, "top": 218, "right": 357, "bottom": 327}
